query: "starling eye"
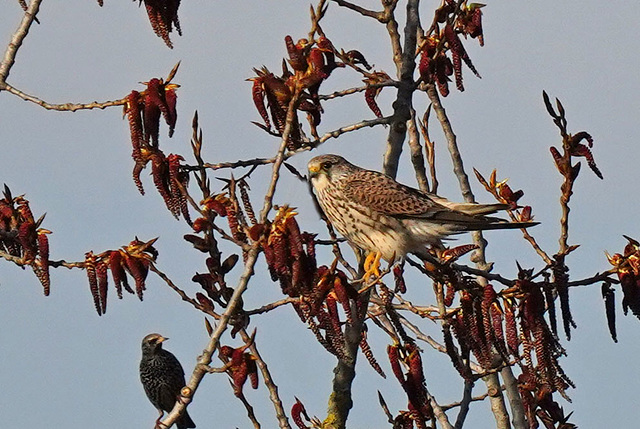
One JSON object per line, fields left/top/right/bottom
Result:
{"left": 321, "top": 161, "right": 333, "bottom": 170}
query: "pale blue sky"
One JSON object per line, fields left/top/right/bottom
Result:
{"left": 1, "top": 1, "right": 640, "bottom": 428}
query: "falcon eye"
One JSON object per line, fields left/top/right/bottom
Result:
{"left": 321, "top": 161, "right": 333, "bottom": 170}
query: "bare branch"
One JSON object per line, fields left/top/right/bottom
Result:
{"left": 319, "top": 81, "right": 399, "bottom": 101}
{"left": 159, "top": 245, "right": 261, "bottom": 429}
{"left": 407, "top": 107, "right": 429, "bottom": 192}
{"left": 0, "top": 0, "right": 42, "bottom": 82}
{"left": 2, "top": 83, "right": 127, "bottom": 111}
{"left": 245, "top": 297, "right": 297, "bottom": 316}
{"left": 331, "top": 0, "right": 385, "bottom": 21}
{"left": 453, "top": 380, "right": 474, "bottom": 428}
{"left": 383, "top": 0, "right": 420, "bottom": 178}
{"left": 238, "top": 328, "right": 292, "bottom": 429}
{"left": 500, "top": 366, "right": 527, "bottom": 429}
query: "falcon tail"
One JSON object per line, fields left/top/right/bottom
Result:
{"left": 461, "top": 219, "right": 539, "bottom": 232}
{"left": 434, "top": 200, "right": 511, "bottom": 216}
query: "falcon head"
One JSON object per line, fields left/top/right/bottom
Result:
{"left": 141, "top": 333, "right": 168, "bottom": 354}
{"left": 308, "top": 154, "right": 354, "bottom": 186}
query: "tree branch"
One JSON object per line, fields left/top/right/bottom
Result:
{"left": 383, "top": 0, "right": 420, "bottom": 178}
{"left": 0, "top": 0, "right": 42, "bottom": 83}
{"left": 2, "top": 83, "right": 126, "bottom": 111}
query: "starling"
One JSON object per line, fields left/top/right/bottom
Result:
{"left": 140, "top": 333, "right": 196, "bottom": 429}
{"left": 308, "top": 154, "right": 537, "bottom": 262}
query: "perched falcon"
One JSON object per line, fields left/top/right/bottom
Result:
{"left": 308, "top": 154, "right": 535, "bottom": 264}
{"left": 140, "top": 333, "right": 196, "bottom": 429}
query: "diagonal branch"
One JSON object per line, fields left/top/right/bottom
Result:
{"left": 0, "top": 0, "right": 42, "bottom": 83}
{"left": 331, "top": 0, "right": 385, "bottom": 21}
{"left": 161, "top": 74, "right": 302, "bottom": 429}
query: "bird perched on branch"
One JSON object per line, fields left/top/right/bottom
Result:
{"left": 140, "top": 333, "right": 196, "bottom": 429}
{"left": 308, "top": 154, "right": 536, "bottom": 272}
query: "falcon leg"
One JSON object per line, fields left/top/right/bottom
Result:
{"left": 363, "top": 251, "right": 382, "bottom": 278}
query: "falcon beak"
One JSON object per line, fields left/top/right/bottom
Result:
{"left": 308, "top": 162, "right": 321, "bottom": 178}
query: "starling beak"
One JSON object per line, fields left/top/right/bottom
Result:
{"left": 140, "top": 333, "right": 196, "bottom": 429}
{"left": 308, "top": 154, "right": 537, "bottom": 262}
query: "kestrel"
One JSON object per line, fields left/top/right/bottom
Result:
{"left": 140, "top": 333, "right": 196, "bottom": 429}
{"left": 308, "top": 154, "right": 535, "bottom": 269}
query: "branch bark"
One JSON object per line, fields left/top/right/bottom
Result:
{"left": 0, "top": 0, "right": 42, "bottom": 83}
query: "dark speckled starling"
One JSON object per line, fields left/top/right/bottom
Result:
{"left": 140, "top": 333, "right": 196, "bottom": 429}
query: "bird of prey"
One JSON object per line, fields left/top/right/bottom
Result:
{"left": 140, "top": 333, "right": 196, "bottom": 429}
{"left": 308, "top": 154, "right": 535, "bottom": 271}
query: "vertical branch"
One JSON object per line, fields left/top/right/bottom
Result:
{"left": 324, "top": 289, "right": 371, "bottom": 429}
{"left": 407, "top": 107, "right": 430, "bottom": 192}
{"left": 383, "top": 0, "right": 420, "bottom": 178}
{"left": 259, "top": 90, "right": 302, "bottom": 222}
{"left": 383, "top": 0, "right": 402, "bottom": 75}
{"left": 427, "top": 83, "right": 520, "bottom": 428}
{"left": 0, "top": 0, "right": 42, "bottom": 84}
{"left": 501, "top": 366, "right": 527, "bottom": 429}
{"left": 453, "top": 380, "right": 473, "bottom": 429}
{"left": 483, "top": 373, "right": 511, "bottom": 429}
{"left": 418, "top": 105, "right": 438, "bottom": 193}
{"left": 425, "top": 83, "right": 475, "bottom": 203}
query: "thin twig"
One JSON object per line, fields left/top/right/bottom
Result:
{"left": 331, "top": 0, "right": 385, "bottom": 21}
{"left": 2, "top": 83, "right": 126, "bottom": 111}
{"left": 245, "top": 297, "right": 297, "bottom": 316}
{"left": 407, "top": 107, "right": 430, "bottom": 192}
{"left": 238, "top": 328, "right": 292, "bottom": 429}
{"left": 319, "top": 81, "right": 399, "bottom": 101}
{"left": 427, "top": 390, "right": 454, "bottom": 429}
{"left": 149, "top": 263, "right": 220, "bottom": 318}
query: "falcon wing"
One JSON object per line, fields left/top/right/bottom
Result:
{"left": 342, "top": 170, "right": 509, "bottom": 225}
{"left": 342, "top": 170, "right": 445, "bottom": 216}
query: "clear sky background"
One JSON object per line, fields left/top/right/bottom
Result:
{"left": 1, "top": 1, "right": 640, "bottom": 428}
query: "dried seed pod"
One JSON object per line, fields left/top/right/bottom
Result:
{"left": 35, "top": 229, "right": 51, "bottom": 296}
{"left": 122, "top": 253, "right": 149, "bottom": 301}
{"left": 85, "top": 252, "right": 101, "bottom": 316}
{"left": 247, "top": 356, "right": 259, "bottom": 389}
{"left": 291, "top": 397, "right": 311, "bottom": 429}
{"left": 164, "top": 86, "right": 178, "bottom": 137}
{"left": 503, "top": 297, "right": 520, "bottom": 357}
{"left": 359, "top": 327, "right": 385, "bottom": 378}
{"left": 18, "top": 220, "right": 37, "bottom": 263}
{"left": 601, "top": 282, "right": 617, "bottom": 343}
{"left": 285, "top": 35, "right": 308, "bottom": 72}
{"left": 301, "top": 232, "right": 317, "bottom": 268}
{"left": 238, "top": 182, "right": 257, "bottom": 225}
{"left": 196, "top": 292, "right": 215, "bottom": 313}
{"left": 444, "top": 282, "right": 456, "bottom": 307}
{"left": 96, "top": 260, "right": 108, "bottom": 315}
{"left": 125, "top": 90, "right": 144, "bottom": 163}
{"left": 387, "top": 344, "right": 405, "bottom": 384}
{"left": 108, "top": 250, "right": 129, "bottom": 298}
{"left": 393, "top": 264, "right": 406, "bottom": 294}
